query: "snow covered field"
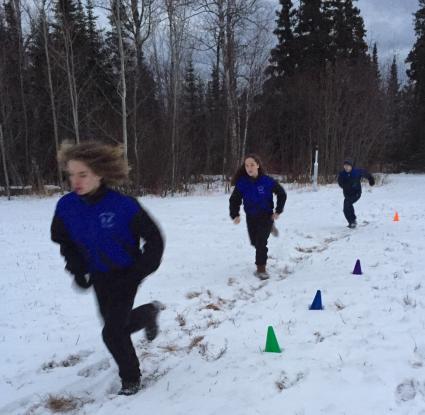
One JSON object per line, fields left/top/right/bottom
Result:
{"left": 0, "top": 174, "right": 424, "bottom": 415}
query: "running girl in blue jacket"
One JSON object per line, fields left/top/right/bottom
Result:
{"left": 51, "top": 141, "right": 164, "bottom": 396}
{"left": 229, "top": 154, "right": 287, "bottom": 279}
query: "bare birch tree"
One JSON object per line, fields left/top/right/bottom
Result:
{"left": 126, "top": 0, "right": 155, "bottom": 188}
{"left": 111, "top": 0, "right": 128, "bottom": 160}
{"left": 238, "top": 2, "right": 272, "bottom": 162}
{"left": 52, "top": 0, "right": 81, "bottom": 143}
{"left": 164, "top": 0, "right": 192, "bottom": 191}
{"left": 39, "top": 0, "right": 63, "bottom": 191}
{"left": 199, "top": 0, "right": 262, "bottom": 174}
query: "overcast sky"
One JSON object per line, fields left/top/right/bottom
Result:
{"left": 357, "top": 0, "right": 418, "bottom": 74}
{"left": 284, "top": 0, "right": 419, "bottom": 79}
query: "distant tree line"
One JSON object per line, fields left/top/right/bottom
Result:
{"left": 0, "top": 0, "right": 424, "bottom": 194}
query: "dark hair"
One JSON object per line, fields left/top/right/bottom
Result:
{"left": 58, "top": 140, "right": 130, "bottom": 186}
{"left": 343, "top": 158, "right": 354, "bottom": 167}
{"left": 231, "top": 154, "right": 266, "bottom": 186}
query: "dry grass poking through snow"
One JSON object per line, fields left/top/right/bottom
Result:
{"left": 34, "top": 394, "right": 93, "bottom": 413}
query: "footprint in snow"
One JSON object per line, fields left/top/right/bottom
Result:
{"left": 41, "top": 350, "right": 93, "bottom": 371}
{"left": 77, "top": 358, "right": 110, "bottom": 378}
{"left": 409, "top": 344, "right": 425, "bottom": 369}
{"left": 275, "top": 370, "right": 307, "bottom": 392}
{"left": 395, "top": 379, "right": 417, "bottom": 402}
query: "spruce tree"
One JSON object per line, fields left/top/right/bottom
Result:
{"left": 388, "top": 55, "right": 400, "bottom": 98}
{"left": 372, "top": 42, "right": 380, "bottom": 82}
{"left": 345, "top": 0, "right": 367, "bottom": 59}
{"left": 266, "top": 0, "right": 297, "bottom": 79}
{"left": 205, "top": 64, "right": 225, "bottom": 173}
{"left": 325, "top": 0, "right": 368, "bottom": 62}
{"left": 52, "top": 0, "right": 80, "bottom": 41}
{"left": 26, "top": 13, "right": 54, "bottom": 177}
{"left": 406, "top": 0, "right": 425, "bottom": 98}
{"left": 296, "top": 0, "right": 331, "bottom": 72}
{"left": 105, "top": 0, "right": 133, "bottom": 77}
{"left": 181, "top": 59, "right": 205, "bottom": 177}
{"left": 385, "top": 55, "right": 401, "bottom": 164}
{"left": 406, "top": 0, "right": 425, "bottom": 169}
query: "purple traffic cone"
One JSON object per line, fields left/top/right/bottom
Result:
{"left": 352, "top": 259, "right": 362, "bottom": 275}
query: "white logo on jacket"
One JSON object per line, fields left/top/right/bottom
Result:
{"left": 257, "top": 185, "right": 265, "bottom": 194}
{"left": 99, "top": 212, "right": 115, "bottom": 229}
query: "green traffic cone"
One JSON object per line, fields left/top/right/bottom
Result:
{"left": 265, "top": 326, "right": 281, "bottom": 353}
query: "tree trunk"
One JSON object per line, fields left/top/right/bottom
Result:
{"left": 129, "top": 0, "right": 154, "bottom": 192}
{"left": 42, "top": 4, "right": 63, "bottom": 192}
{"left": 165, "top": 0, "right": 186, "bottom": 193}
{"left": 114, "top": 0, "right": 128, "bottom": 161}
{"left": 222, "top": 0, "right": 239, "bottom": 174}
{"left": 240, "top": 87, "right": 251, "bottom": 163}
{"left": 62, "top": 28, "right": 80, "bottom": 143}
{"left": 0, "top": 124, "right": 11, "bottom": 200}
{"left": 12, "top": 0, "right": 30, "bottom": 179}
{"left": 133, "top": 60, "right": 140, "bottom": 191}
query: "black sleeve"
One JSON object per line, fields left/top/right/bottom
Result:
{"left": 128, "top": 203, "right": 165, "bottom": 281}
{"left": 51, "top": 215, "right": 88, "bottom": 277}
{"left": 337, "top": 172, "right": 344, "bottom": 188}
{"left": 362, "top": 170, "right": 375, "bottom": 186}
{"left": 272, "top": 180, "right": 287, "bottom": 214}
{"left": 229, "top": 187, "right": 243, "bottom": 219}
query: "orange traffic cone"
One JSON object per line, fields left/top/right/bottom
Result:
{"left": 393, "top": 212, "right": 400, "bottom": 222}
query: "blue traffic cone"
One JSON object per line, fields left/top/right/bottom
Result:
{"left": 309, "top": 290, "right": 323, "bottom": 310}
{"left": 352, "top": 259, "right": 362, "bottom": 275}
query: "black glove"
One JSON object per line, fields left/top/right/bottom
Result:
{"left": 74, "top": 273, "right": 92, "bottom": 289}
{"left": 369, "top": 177, "right": 375, "bottom": 186}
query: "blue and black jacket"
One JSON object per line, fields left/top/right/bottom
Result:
{"left": 51, "top": 186, "right": 164, "bottom": 283}
{"left": 338, "top": 168, "right": 375, "bottom": 197}
{"left": 229, "top": 174, "right": 287, "bottom": 219}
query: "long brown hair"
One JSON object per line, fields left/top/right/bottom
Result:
{"left": 231, "top": 154, "right": 266, "bottom": 186}
{"left": 58, "top": 141, "right": 130, "bottom": 186}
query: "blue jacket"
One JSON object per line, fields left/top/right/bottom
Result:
{"left": 229, "top": 174, "right": 287, "bottom": 218}
{"left": 51, "top": 186, "right": 164, "bottom": 281}
{"left": 338, "top": 168, "right": 375, "bottom": 197}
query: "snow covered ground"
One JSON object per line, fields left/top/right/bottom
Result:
{"left": 0, "top": 174, "right": 424, "bottom": 415}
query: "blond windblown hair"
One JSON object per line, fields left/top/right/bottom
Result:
{"left": 58, "top": 141, "right": 129, "bottom": 186}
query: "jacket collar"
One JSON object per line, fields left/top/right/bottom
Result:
{"left": 78, "top": 184, "right": 109, "bottom": 205}
{"left": 246, "top": 174, "right": 263, "bottom": 183}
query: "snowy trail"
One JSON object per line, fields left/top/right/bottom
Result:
{"left": 0, "top": 174, "right": 424, "bottom": 415}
